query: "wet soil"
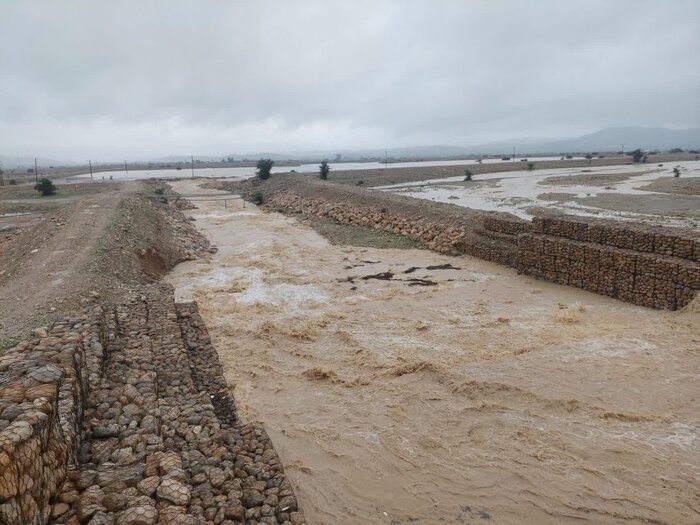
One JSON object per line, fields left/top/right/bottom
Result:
{"left": 298, "top": 216, "right": 419, "bottom": 250}
{"left": 574, "top": 192, "right": 700, "bottom": 218}
{"left": 167, "top": 180, "right": 700, "bottom": 525}
{"left": 539, "top": 172, "right": 643, "bottom": 186}
{"left": 639, "top": 175, "right": 700, "bottom": 196}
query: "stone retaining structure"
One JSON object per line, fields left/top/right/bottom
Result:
{"left": 0, "top": 306, "right": 105, "bottom": 524}
{"left": 264, "top": 190, "right": 699, "bottom": 310}
{"left": 0, "top": 285, "right": 304, "bottom": 525}
{"left": 517, "top": 217, "right": 699, "bottom": 310}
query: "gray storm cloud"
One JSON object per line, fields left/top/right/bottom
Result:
{"left": 1, "top": 0, "right": 699, "bottom": 160}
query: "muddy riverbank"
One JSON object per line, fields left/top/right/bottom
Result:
{"left": 166, "top": 180, "right": 700, "bottom": 525}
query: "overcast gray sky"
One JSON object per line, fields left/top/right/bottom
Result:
{"left": 1, "top": 0, "right": 699, "bottom": 160}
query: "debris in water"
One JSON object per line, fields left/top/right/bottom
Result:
{"left": 303, "top": 367, "right": 339, "bottom": 381}
{"left": 404, "top": 278, "right": 438, "bottom": 286}
{"left": 404, "top": 263, "right": 461, "bottom": 274}
{"left": 360, "top": 271, "right": 394, "bottom": 281}
{"left": 426, "top": 263, "right": 461, "bottom": 270}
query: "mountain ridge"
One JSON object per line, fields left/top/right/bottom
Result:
{"left": 2, "top": 127, "right": 698, "bottom": 167}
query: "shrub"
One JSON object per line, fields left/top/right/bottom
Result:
{"left": 630, "top": 149, "right": 644, "bottom": 163}
{"left": 154, "top": 187, "right": 165, "bottom": 195}
{"left": 9, "top": 179, "right": 17, "bottom": 185}
{"left": 34, "top": 178, "right": 56, "bottom": 196}
{"left": 319, "top": 160, "right": 330, "bottom": 180}
{"left": 673, "top": 167, "right": 681, "bottom": 177}
{"left": 527, "top": 162, "right": 535, "bottom": 171}
{"left": 464, "top": 169, "right": 473, "bottom": 181}
{"left": 256, "top": 159, "right": 274, "bottom": 180}
{"left": 356, "top": 180, "right": 365, "bottom": 186}
{"left": 252, "top": 192, "right": 264, "bottom": 205}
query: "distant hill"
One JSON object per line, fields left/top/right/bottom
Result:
{"left": 524, "top": 127, "right": 700, "bottom": 154}
{"left": 225, "top": 127, "right": 700, "bottom": 160}
{"left": 3, "top": 127, "right": 698, "bottom": 167}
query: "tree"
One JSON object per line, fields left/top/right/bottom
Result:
{"left": 464, "top": 169, "right": 473, "bottom": 181}
{"left": 319, "top": 160, "right": 330, "bottom": 180}
{"left": 256, "top": 159, "right": 274, "bottom": 180}
{"left": 527, "top": 162, "right": 535, "bottom": 171}
{"left": 585, "top": 154, "right": 593, "bottom": 165}
{"left": 35, "top": 178, "right": 56, "bottom": 196}
{"left": 630, "top": 149, "right": 644, "bottom": 163}
{"left": 669, "top": 148, "right": 684, "bottom": 153}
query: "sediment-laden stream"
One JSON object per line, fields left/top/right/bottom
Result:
{"left": 166, "top": 180, "right": 700, "bottom": 525}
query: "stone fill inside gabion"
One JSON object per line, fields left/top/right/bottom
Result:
{"left": 0, "top": 284, "right": 305, "bottom": 525}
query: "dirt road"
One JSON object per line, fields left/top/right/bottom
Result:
{"left": 0, "top": 183, "right": 136, "bottom": 344}
{"left": 167, "top": 180, "right": 700, "bottom": 525}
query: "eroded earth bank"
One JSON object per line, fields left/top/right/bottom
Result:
{"left": 166, "top": 180, "right": 700, "bottom": 525}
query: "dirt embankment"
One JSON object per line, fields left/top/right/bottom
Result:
{"left": 209, "top": 174, "right": 506, "bottom": 227}
{"left": 0, "top": 181, "right": 211, "bottom": 349}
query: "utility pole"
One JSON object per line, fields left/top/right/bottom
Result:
{"left": 124, "top": 161, "right": 129, "bottom": 176}
{"left": 89, "top": 160, "right": 94, "bottom": 181}
{"left": 191, "top": 155, "right": 195, "bottom": 178}
{"left": 621, "top": 144, "right": 625, "bottom": 156}
{"left": 34, "top": 158, "right": 38, "bottom": 183}
{"left": 384, "top": 149, "right": 388, "bottom": 168}
{"left": 512, "top": 146, "right": 515, "bottom": 163}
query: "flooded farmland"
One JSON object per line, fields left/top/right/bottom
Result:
{"left": 378, "top": 160, "right": 700, "bottom": 228}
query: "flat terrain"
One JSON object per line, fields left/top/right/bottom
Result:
{"left": 639, "top": 175, "right": 700, "bottom": 196}
{"left": 0, "top": 181, "right": 116, "bottom": 214}
{"left": 167, "top": 180, "right": 700, "bottom": 525}
{"left": 538, "top": 171, "right": 647, "bottom": 186}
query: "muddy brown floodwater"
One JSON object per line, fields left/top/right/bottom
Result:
{"left": 166, "top": 180, "right": 700, "bottom": 525}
